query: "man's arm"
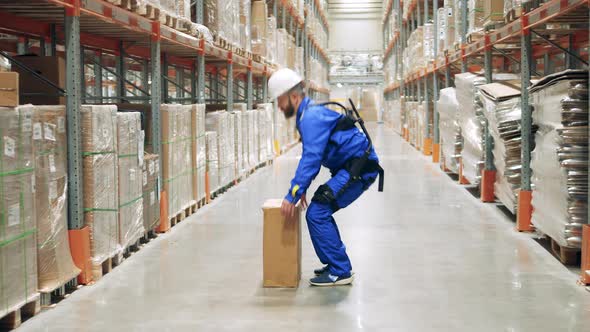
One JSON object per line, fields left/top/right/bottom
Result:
{"left": 284, "top": 110, "right": 337, "bottom": 205}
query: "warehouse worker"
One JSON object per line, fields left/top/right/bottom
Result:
{"left": 268, "top": 68, "right": 382, "bottom": 287}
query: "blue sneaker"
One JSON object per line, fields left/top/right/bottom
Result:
{"left": 310, "top": 272, "right": 354, "bottom": 286}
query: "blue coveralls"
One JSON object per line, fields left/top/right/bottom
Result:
{"left": 284, "top": 97, "right": 379, "bottom": 277}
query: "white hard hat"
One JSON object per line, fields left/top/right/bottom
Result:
{"left": 268, "top": 68, "right": 303, "bottom": 100}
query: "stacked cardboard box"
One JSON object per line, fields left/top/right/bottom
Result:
{"left": 239, "top": 0, "right": 251, "bottom": 51}
{"left": 191, "top": 104, "right": 207, "bottom": 203}
{"left": 231, "top": 111, "right": 245, "bottom": 179}
{"left": 161, "top": 104, "right": 195, "bottom": 219}
{"left": 29, "top": 105, "right": 79, "bottom": 293}
{"left": 205, "top": 131, "right": 219, "bottom": 194}
{"left": 117, "top": 112, "right": 145, "bottom": 249}
{"left": 0, "top": 106, "right": 38, "bottom": 317}
{"left": 81, "top": 105, "right": 120, "bottom": 265}
{"left": 142, "top": 153, "right": 160, "bottom": 233}
{"left": 206, "top": 111, "right": 232, "bottom": 187}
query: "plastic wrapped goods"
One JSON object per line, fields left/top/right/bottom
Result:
{"left": 161, "top": 104, "right": 194, "bottom": 219}
{"left": 117, "top": 112, "right": 145, "bottom": 249}
{"left": 206, "top": 111, "right": 232, "bottom": 187}
{"left": 454, "top": 0, "right": 466, "bottom": 44}
{"left": 240, "top": 109, "right": 251, "bottom": 170}
{"left": 251, "top": 0, "right": 268, "bottom": 56}
{"left": 468, "top": 0, "right": 485, "bottom": 35}
{"left": 246, "top": 110, "right": 259, "bottom": 166}
{"left": 176, "top": 0, "right": 191, "bottom": 20}
{"left": 191, "top": 104, "right": 206, "bottom": 203}
{"left": 444, "top": 4, "right": 456, "bottom": 50}
{"left": 142, "top": 153, "right": 160, "bottom": 233}
{"left": 30, "top": 105, "right": 79, "bottom": 292}
{"left": 205, "top": 131, "right": 219, "bottom": 193}
{"left": 258, "top": 104, "right": 274, "bottom": 161}
{"left": 239, "top": 0, "right": 251, "bottom": 51}
{"left": 266, "top": 16, "right": 278, "bottom": 63}
{"left": 479, "top": 83, "right": 524, "bottom": 213}
{"left": 0, "top": 106, "right": 38, "bottom": 316}
{"left": 423, "top": 23, "right": 435, "bottom": 61}
{"left": 437, "top": 88, "right": 463, "bottom": 173}
{"left": 232, "top": 112, "right": 245, "bottom": 178}
{"left": 203, "top": 0, "right": 219, "bottom": 36}
{"left": 530, "top": 71, "right": 588, "bottom": 248}
{"left": 81, "top": 105, "right": 120, "bottom": 265}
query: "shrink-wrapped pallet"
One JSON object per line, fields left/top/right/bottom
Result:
{"left": 205, "top": 131, "right": 219, "bottom": 193}
{"left": 117, "top": 112, "right": 145, "bottom": 249}
{"left": 30, "top": 105, "right": 79, "bottom": 292}
{"left": 191, "top": 104, "right": 206, "bottom": 203}
{"left": 232, "top": 112, "right": 245, "bottom": 178}
{"left": 479, "top": 83, "right": 524, "bottom": 213}
{"left": 206, "top": 111, "right": 231, "bottom": 187}
{"left": 81, "top": 105, "right": 120, "bottom": 265}
{"left": 161, "top": 104, "right": 194, "bottom": 219}
{"left": 437, "top": 88, "right": 462, "bottom": 173}
{"left": 142, "top": 153, "right": 160, "bottom": 232}
{"left": 203, "top": 0, "right": 219, "bottom": 37}
{"left": 0, "top": 106, "right": 38, "bottom": 316}
{"left": 227, "top": 111, "right": 236, "bottom": 182}
{"left": 456, "top": 72, "right": 519, "bottom": 183}
{"left": 530, "top": 71, "right": 589, "bottom": 248}
{"left": 444, "top": 2, "right": 456, "bottom": 50}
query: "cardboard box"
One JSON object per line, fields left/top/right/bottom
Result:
{"left": 251, "top": 0, "right": 268, "bottom": 56}
{"left": 262, "top": 199, "right": 301, "bottom": 288}
{"left": 0, "top": 72, "right": 18, "bottom": 107}
{"left": 14, "top": 56, "right": 65, "bottom": 105}
{"left": 484, "top": 0, "right": 504, "bottom": 23}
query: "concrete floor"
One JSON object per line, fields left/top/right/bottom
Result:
{"left": 19, "top": 124, "right": 590, "bottom": 332}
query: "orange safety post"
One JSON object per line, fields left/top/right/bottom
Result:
{"left": 458, "top": 159, "right": 470, "bottom": 185}
{"left": 423, "top": 138, "right": 433, "bottom": 156}
{"left": 68, "top": 226, "right": 92, "bottom": 285}
{"left": 516, "top": 190, "right": 534, "bottom": 232}
{"left": 580, "top": 224, "right": 590, "bottom": 285}
{"left": 157, "top": 190, "right": 170, "bottom": 233}
{"left": 432, "top": 143, "right": 440, "bottom": 163}
{"left": 481, "top": 170, "right": 496, "bottom": 203}
{"left": 205, "top": 171, "right": 211, "bottom": 204}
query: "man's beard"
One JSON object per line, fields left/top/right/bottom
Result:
{"left": 283, "top": 99, "right": 296, "bottom": 119}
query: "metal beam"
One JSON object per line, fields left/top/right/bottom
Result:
{"left": 197, "top": 53, "right": 205, "bottom": 104}
{"left": 227, "top": 59, "right": 233, "bottom": 112}
{"left": 150, "top": 37, "right": 162, "bottom": 181}
{"left": 520, "top": 29, "right": 532, "bottom": 191}
{"left": 94, "top": 51, "right": 103, "bottom": 100}
{"left": 484, "top": 44, "right": 495, "bottom": 171}
{"left": 117, "top": 41, "right": 126, "bottom": 99}
{"left": 65, "top": 11, "right": 83, "bottom": 230}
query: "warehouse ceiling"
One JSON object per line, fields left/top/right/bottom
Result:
{"left": 328, "top": 0, "right": 383, "bottom": 20}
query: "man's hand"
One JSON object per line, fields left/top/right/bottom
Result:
{"left": 301, "top": 193, "right": 308, "bottom": 210}
{"left": 281, "top": 199, "right": 296, "bottom": 218}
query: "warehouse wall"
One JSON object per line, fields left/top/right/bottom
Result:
{"left": 328, "top": 0, "right": 383, "bottom": 51}
{"left": 328, "top": 19, "right": 383, "bottom": 51}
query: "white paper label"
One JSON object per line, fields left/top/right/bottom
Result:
{"left": 48, "top": 154, "right": 56, "bottom": 173}
{"left": 138, "top": 130, "right": 145, "bottom": 166}
{"left": 102, "top": 128, "right": 109, "bottom": 139}
{"left": 22, "top": 114, "right": 32, "bottom": 133}
{"left": 44, "top": 123, "right": 56, "bottom": 141}
{"left": 33, "top": 123, "right": 43, "bottom": 140}
{"left": 49, "top": 181, "right": 58, "bottom": 200}
{"left": 148, "top": 160, "right": 155, "bottom": 175}
{"left": 143, "top": 171, "right": 148, "bottom": 186}
{"left": 150, "top": 191, "right": 155, "bottom": 205}
{"left": 31, "top": 174, "right": 36, "bottom": 193}
{"left": 4, "top": 136, "right": 15, "bottom": 158}
{"left": 155, "top": 161, "right": 159, "bottom": 174}
{"left": 7, "top": 203, "right": 20, "bottom": 226}
{"left": 130, "top": 168, "right": 136, "bottom": 181}
{"left": 57, "top": 117, "right": 66, "bottom": 133}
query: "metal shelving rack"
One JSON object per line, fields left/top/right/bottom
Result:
{"left": 0, "top": 0, "right": 330, "bottom": 276}
{"left": 383, "top": 0, "right": 590, "bottom": 282}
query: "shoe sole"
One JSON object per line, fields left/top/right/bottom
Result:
{"left": 310, "top": 275, "right": 354, "bottom": 287}
{"left": 314, "top": 270, "right": 355, "bottom": 276}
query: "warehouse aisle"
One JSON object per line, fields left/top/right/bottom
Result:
{"left": 20, "top": 124, "right": 590, "bottom": 332}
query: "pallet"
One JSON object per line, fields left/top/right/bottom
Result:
{"left": 551, "top": 238, "right": 581, "bottom": 266}
{"left": 92, "top": 252, "right": 123, "bottom": 282}
{"left": 467, "top": 31, "right": 484, "bottom": 44}
{"left": 40, "top": 278, "right": 78, "bottom": 308}
{"left": 504, "top": 8, "right": 523, "bottom": 24}
{"left": 170, "top": 209, "right": 186, "bottom": 227}
{"left": 0, "top": 295, "right": 41, "bottom": 330}
{"left": 164, "top": 14, "right": 177, "bottom": 29}
{"left": 123, "top": 238, "right": 142, "bottom": 258}
{"left": 142, "top": 228, "right": 158, "bottom": 243}
{"left": 197, "top": 197, "right": 206, "bottom": 209}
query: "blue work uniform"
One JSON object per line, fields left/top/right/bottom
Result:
{"left": 285, "top": 97, "right": 379, "bottom": 277}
